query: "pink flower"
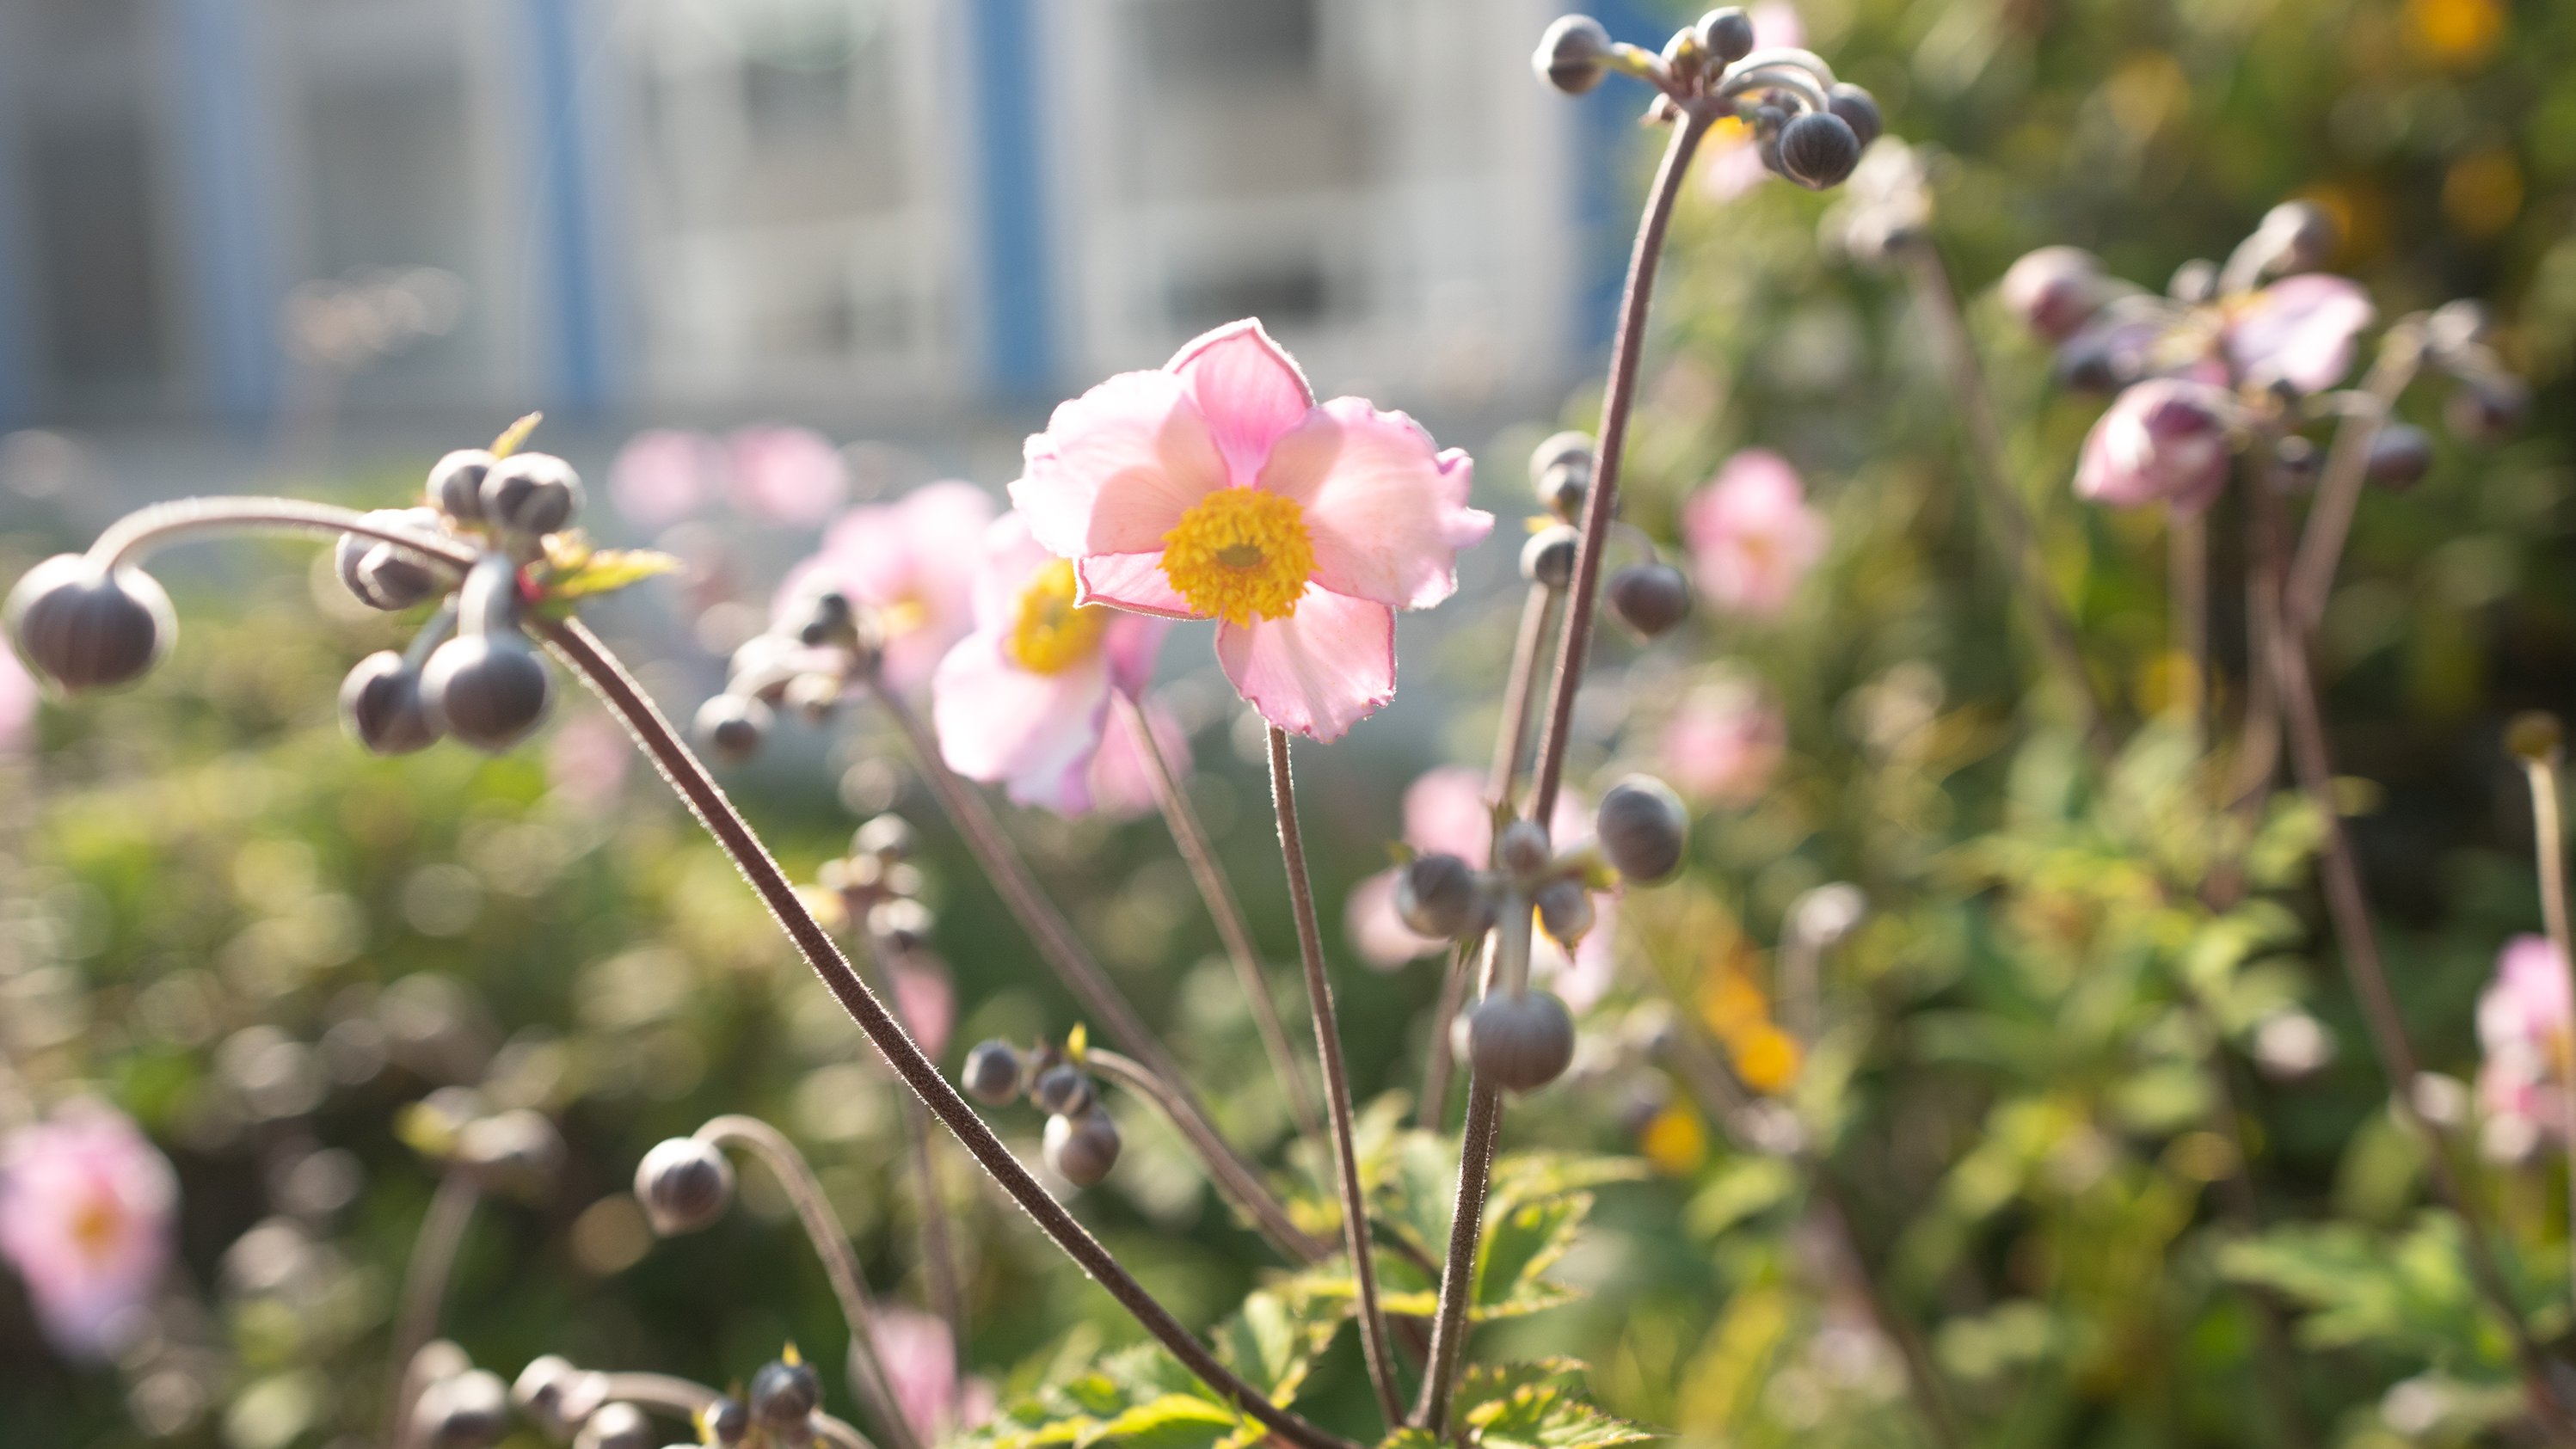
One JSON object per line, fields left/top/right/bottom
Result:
{"left": 0, "top": 1102, "right": 177, "bottom": 1359}
{"left": 890, "top": 961, "right": 955, "bottom": 1061}
{"left": 2477, "top": 935, "right": 2573, "bottom": 1158}
{"left": 2223, "top": 273, "right": 2375, "bottom": 395}
{"left": 1010, "top": 320, "right": 1490, "bottom": 742}
{"left": 1681, "top": 450, "right": 1829, "bottom": 618}
{"left": 868, "top": 1306, "right": 995, "bottom": 1444}
{"left": 931, "top": 511, "right": 1169, "bottom": 814}
{"left": 784, "top": 482, "right": 997, "bottom": 693}
{"left": 0, "top": 646, "right": 34, "bottom": 753}
{"left": 1694, "top": 4, "right": 1806, "bottom": 200}
{"left": 729, "top": 426, "right": 848, "bottom": 525}
{"left": 610, "top": 430, "right": 719, "bottom": 531}
{"left": 546, "top": 707, "right": 631, "bottom": 811}
{"left": 1342, "top": 766, "right": 1618, "bottom": 1009}
{"left": 1086, "top": 694, "right": 1190, "bottom": 822}
{"left": 2072, "top": 378, "right": 2236, "bottom": 513}
{"left": 1660, "top": 675, "right": 1785, "bottom": 806}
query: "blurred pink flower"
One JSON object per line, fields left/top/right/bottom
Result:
{"left": 932, "top": 511, "right": 1168, "bottom": 814}
{"left": 2073, "top": 378, "right": 2235, "bottom": 514}
{"left": 890, "top": 961, "right": 955, "bottom": 1062}
{"left": 2224, "top": 274, "right": 2374, "bottom": 395}
{"left": 1342, "top": 766, "right": 1617, "bottom": 1008}
{"left": 729, "top": 426, "right": 849, "bottom": 526}
{"left": 868, "top": 1306, "right": 994, "bottom": 1444}
{"left": 1661, "top": 675, "right": 1785, "bottom": 805}
{"left": 0, "top": 646, "right": 35, "bottom": 753}
{"left": 2477, "top": 934, "right": 2573, "bottom": 1159}
{"left": 784, "top": 481, "right": 996, "bottom": 694}
{"left": 1694, "top": 4, "right": 1806, "bottom": 200}
{"left": 1086, "top": 695, "right": 1190, "bottom": 822}
{"left": 0, "top": 1101, "right": 177, "bottom": 1359}
{"left": 546, "top": 707, "right": 631, "bottom": 811}
{"left": 1681, "top": 450, "right": 1828, "bottom": 618}
{"left": 1011, "top": 319, "right": 1489, "bottom": 741}
{"left": 610, "top": 429, "right": 719, "bottom": 531}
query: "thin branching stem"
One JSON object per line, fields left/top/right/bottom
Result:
{"left": 1417, "top": 944, "right": 1476, "bottom": 1132}
{"left": 1490, "top": 582, "right": 1563, "bottom": 814}
{"left": 1412, "top": 922, "right": 1514, "bottom": 1434}
{"left": 384, "top": 1171, "right": 478, "bottom": 1448}
{"left": 1267, "top": 724, "right": 1405, "bottom": 1428}
{"left": 2518, "top": 748, "right": 2576, "bottom": 1311}
{"left": 2171, "top": 511, "right": 2210, "bottom": 753}
{"left": 1085, "top": 1047, "right": 1329, "bottom": 1262}
{"left": 90, "top": 497, "right": 474, "bottom": 571}
{"left": 2284, "top": 327, "right": 2425, "bottom": 637}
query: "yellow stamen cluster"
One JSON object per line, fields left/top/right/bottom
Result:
{"left": 1006, "top": 559, "right": 1109, "bottom": 674}
{"left": 1159, "top": 488, "right": 1314, "bottom": 627}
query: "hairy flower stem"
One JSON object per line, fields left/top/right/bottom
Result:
{"left": 2171, "top": 512, "right": 2210, "bottom": 752}
{"left": 91, "top": 495, "right": 474, "bottom": 571}
{"left": 1490, "top": 582, "right": 1564, "bottom": 813}
{"left": 1116, "top": 692, "right": 1325, "bottom": 1150}
{"left": 2284, "top": 326, "right": 2425, "bottom": 638}
{"left": 696, "top": 1115, "right": 922, "bottom": 1449}
{"left": 1417, "top": 946, "right": 1476, "bottom": 1131}
{"left": 534, "top": 618, "right": 1356, "bottom": 1449}
{"left": 586, "top": 1371, "right": 875, "bottom": 1449}
{"left": 384, "top": 1170, "right": 479, "bottom": 1447}
{"left": 1413, "top": 912, "right": 1528, "bottom": 1434}
{"left": 1267, "top": 725, "right": 1405, "bottom": 1428}
{"left": 1900, "top": 244, "right": 2111, "bottom": 760}
{"left": 2516, "top": 748, "right": 2576, "bottom": 1311}
{"left": 1085, "top": 1047, "right": 1329, "bottom": 1262}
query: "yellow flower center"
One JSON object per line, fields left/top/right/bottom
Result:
{"left": 880, "top": 595, "right": 929, "bottom": 637}
{"left": 1006, "top": 559, "right": 1109, "bottom": 674}
{"left": 1159, "top": 488, "right": 1314, "bottom": 626}
{"left": 70, "top": 1195, "right": 123, "bottom": 1262}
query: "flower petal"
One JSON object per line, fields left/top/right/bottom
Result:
{"left": 2227, "top": 273, "right": 2375, "bottom": 394}
{"left": 1343, "top": 869, "right": 1444, "bottom": 969}
{"left": 1168, "top": 319, "right": 1316, "bottom": 486}
{"left": 1101, "top": 611, "right": 1170, "bottom": 697}
{"left": 1403, "top": 765, "right": 1497, "bottom": 864}
{"left": 931, "top": 633, "right": 1114, "bottom": 815}
{"left": 1214, "top": 586, "right": 1396, "bottom": 741}
{"left": 1013, "top": 371, "right": 1228, "bottom": 558}
{"left": 1074, "top": 553, "right": 1200, "bottom": 619}
{"left": 968, "top": 512, "right": 1061, "bottom": 632}
{"left": 1260, "top": 400, "right": 1491, "bottom": 610}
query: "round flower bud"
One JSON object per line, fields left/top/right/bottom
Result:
{"left": 417, "top": 1368, "right": 511, "bottom": 1449}
{"left": 1456, "top": 990, "right": 1578, "bottom": 1093}
{"left": 1595, "top": 775, "right": 1688, "bottom": 882}
{"left": 481, "top": 452, "right": 583, "bottom": 537}
{"left": 2000, "top": 247, "right": 2107, "bottom": 344}
{"left": 341, "top": 651, "right": 441, "bottom": 755}
{"left": 456, "top": 1109, "right": 563, "bottom": 1194}
{"left": 868, "top": 896, "right": 933, "bottom": 953}
{"left": 1608, "top": 563, "right": 1691, "bottom": 638}
{"left": 962, "top": 1040, "right": 1024, "bottom": 1104}
{"left": 853, "top": 814, "right": 917, "bottom": 863}
{"left": 2167, "top": 258, "right": 2217, "bottom": 304}
{"left": 1043, "top": 1108, "right": 1122, "bottom": 1188}
{"left": 421, "top": 633, "right": 554, "bottom": 752}
{"left": 694, "top": 693, "right": 771, "bottom": 764}
{"left": 1496, "top": 820, "right": 1553, "bottom": 881}
{"left": 575, "top": 1401, "right": 657, "bottom": 1449}
{"left": 635, "top": 1136, "right": 735, "bottom": 1235}
{"left": 1521, "top": 525, "right": 1579, "bottom": 588}
{"left": 1397, "top": 853, "right": 1493, "bottom": 940}
{"left": 2270, "top": 434, "right": 2321, "bottom": 492}
{"left": 1534, "top": 877, "right": 1595, "bottom": 947}
{"left": 1533, "top": 15, "right": 1614, "bottom": 94}
{"left": 2446, "top": 374, "right": 2528, "bottom": 443}
{"left": 336, "top": 509, "right": 447, "bottom": 611}
{"left": 1826, "top": 83, "right": 1882, "bottom": 149}
{"left": 2364, "top": 424, "right": 2434, "bottom": 490}
{"left": 2257, "top": 200, "right": 2337, "bottom": 273}
{"left": 701, "top": 1397, "right": 750, "bottom": 1446}
{"left": 1033, "top": 1063, "right": 1097, "bottom": 1118}
{"left": 787, "top": 588, "right": 858, "bottom": 648}
{"left": 513, "top": 1355, "right": 606, "bottom": 1441}
{"left": 747, "top": 1360, "right": 820, "bottom": 1431}
{"left": 1777, "top": 111, "right": 1860, "bottom": 189}
{"left": 5, "top": 555, "right": 175, "bottom": 693}
{"left": 428, "top": 450, "right": 496, "bottom": 522}
{"left": 2506, "top": 711, "right": 2564, "bottom": 764}
{"left": 1787, "top": 881, "right": 1867, "bottom": 948}
{"left": 2425, "top": 299, "right": 2489, "bottom": 357}
{"left": 1530, "top": 431, "right": 1594, "bottom": 519}
{"left": 1697, "top": 7, "right": 1755, "bottom": 63}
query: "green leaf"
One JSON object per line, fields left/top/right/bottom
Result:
{"left": 542, "top": 545, "right": 681, "bottom": 603}
{"left": 1475, "top": 1192, "right": 1587, "bottom": 1313}
{"left": 1093, "top": 1396, "right": 1240, "bottom": 1449}
{"left": 1212, "top": 1290, "right": 1338, "bottom": 1405}
{"left": 1460, "top": 1369, "right": 1657, "bottom": 1449}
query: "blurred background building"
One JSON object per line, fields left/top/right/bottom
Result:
{"left": 0, "top": 0, "right": 1645, "bottom": 449}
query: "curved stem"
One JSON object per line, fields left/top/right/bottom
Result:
{"left": 1116, "top": 692, "right": 1325, "bottom": 1151}
{"left": 2284, "top": 328, "right": 2425, "bottom": 637}
{"left": 696, "top": 1115, "right": 922, "bottom": 1449}
{"left": 89, "top": 497, "right": 474, "bottom": 571}
{"left": 1417, "top": 945, "right": 1476, "bottom": 1132}
{"left": 531, "top": 618, "right": 1354, "bottom": 1449}
{"left": 1085, "top": 1047, "right": 1330, "bottom": 1262}
{"left": 1489, "top": 583, "right": 1562, "bottom": 816}
{"left": 385, "top": 1171, "right": 479, "bottom": 1449}
{"left": 2170, "top": 511, "right": 2209, "bottom": 753}
{"left": 2519, "top": 751, "right": 2576, "bottom": 1312}
{"left": 1266, "top": 725, "right": 1405, "bottom": 1428}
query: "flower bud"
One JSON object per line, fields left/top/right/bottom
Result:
{"left": 2270, "top": 434, "right": 2321, "bottom": 492}
{"left": 701, "top": 1397, "right": 750, "bottom": 1447}
{"left": 1456, "top": 990, "right": 1577, "bottom": 1093}
{"left": 1533, "top": 15, "right": 1614, "bottom": 94}
{"left": 481, "top": 452, "right": 583, "bottom": 537}
{"left": 1521, "top": 525, "right": 1579, "bottom": 588}
{"left": 456, "top": 1109, "right": 563, "bottom": 1195}
{"left": 1826, "top": 83, "right": 1882, "bottom": 149}
{"left": 416, "top": 1368, "right": 511, "bottom": 1449}
{"left": 2000, "top": 247, "right": 2108, "bottom": 344}
{"left": 1397, "top": 853, "right": 1493, "bottom": 940}
{"left": 853, "top": 814, "right": 917, "bottom": 863}
{"left": 1530, "top": 432, "right": 1593, "bottom": 519}
{"left": 1697, "top": 7, "right": 1755, "bottom": 63}
{"left": 2364, "top": 424, "right": 2433, "bottom": 490}
{"left": 747, "top": 1360, "right": 821, "bottom": 1432}
{"left": 1608, "top": 563, "right": 1691, "bottom": 638}
{"left": 694, "top": 693, "right": 771, "bottom": 763}
{"left": 2425, "top": 298, "right": 2489, "bottom": 357}
{"left": 868, "top": 896, "right": 933, "bottom": 953}
{"left": 5, "top": 555, "right": 175, "bottom": 692}
{"left": 575, "top": 1401, "right": 657, "bottom": 1449}
{"left": 2167, "top": 258, "right": 2217, "bottom": 304}
{"left": 341, "top": 651, "right": 442, "bottom": 755}
{"left": 962, "top": 1040, "right": 1024, "bottom": 1104}
{"left": 513, "top": 1355, "right": 606, "bottom": 1441}
{"left": 1496, "top": 820, "right": 1553, "bottom": 881}
{"left": 1534, "top": 877, "right": 1595, "bottom": 947}
{"left": 1033, "top": 1064, "right": 1097, "bottom": 1118}
{"left": 2505, "top": 711, "right": 2564, "bottom": 764}
{"left": 1595, "top": 775, "right": 1688, "bottom": 882}
{"left": 787, "top": 588, "right": 858, "bottom": 648}
{"left": 635, "top": 1136, "right": 735, "bottom": 1235}
{"left": 1043, "top": 1108, "right": 1121, "bottom": 1187}
{"left": 2072, "top": 379, "right": 2234, "bottom": 513}
{"left": 2257, "top": 200, "right": 2337, "bottom": 273}
{"left": 428, "top": 450, "right": 496, "bottom": 522}
{"left": 336, "top": 508, "right": 447, "bottom": 611}
{"left": 2445, "top": 374, "right": 2528, "bottom": 442}
{"left": 421, "top": 634, "right": 554, "bottom": 752}
{"left": 1777, "top": 111, "right": 1860, "bottom": 189}
{"left": 1788, "top": 881, "right": 1867, "bottom": 948}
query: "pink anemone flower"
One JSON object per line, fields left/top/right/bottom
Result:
{"left": 729, "top": 425, "right": 849, "bottom": 526}
{"left": 0, "top": 1102, "right": 178, "bottom": 1359}
{"left": 2222, "top": 273, "right": 2375, "bottom": 396}
{"left": 1010, "top": 320, "right": 1491, "bottom": 741}
{"left": 932, "top": 511, "right": 1169, "bottom": 814}
{"left": 1343, "top": 766, "right": 1618, "bottom": 1010}
{"left": 782, "top": 481, "right": 996, "bottom": 694}
{"left": 2477, "top": 934, "right": 2573, "bottom": 1160}
{"left": 1661, "top": 673, "right": 1786, "bottom": 806}
{"left": 2072, "top": 378, "right": 2236, "bottom": 513}
{"left": 0, "top": 645, "right": 34, "bottom": 753}
{"left": 1681, "top": 449, "right": 1829, "bottom": 618}
{"left": 866, "top": 1305, "right": 995, "bottom": 1444}
{"left": 609, "top": 429, "right": 717, "bottom": 531}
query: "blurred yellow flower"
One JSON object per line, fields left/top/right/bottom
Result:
{"left": 2407, "top": 0, "right": 2503, "bottom": 65}
{"left": 1731, "top": 1024, "right": 1804, "bottom": 1096}
{"left": 1640, "top": 1102, "right": 1710, "bottom": 1176}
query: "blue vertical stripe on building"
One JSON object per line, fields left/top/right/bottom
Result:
{"left": 169, "top": 0, "right": 280, "bottom": 422}
{"left": 0, "top": 22, "right": 35, "bottom": 427}
{"left": 524, "top": 0, "right": 609, "bottom": 414}
{"left": 968, "top": 0, "right": 1054, "bottom": 400}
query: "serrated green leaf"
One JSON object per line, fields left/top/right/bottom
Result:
{"left": 1475, "top": 1193, "right": 1587, "bottom": 1311}
{"left": 544, "top": 546, "right": 681, "bottom": 602}
{"left": 1212, "top": 1290, "right": 1338, "bottom": 1404}
{"left": 1379, "top": 1430, "right": 1438, "bottom": 1449}
{"left": 1465, "top": 1380, "right": 1657, "bottom": 1449}
{"left": 1091, "top": 1395, "right": 1239, "bottom": 1449}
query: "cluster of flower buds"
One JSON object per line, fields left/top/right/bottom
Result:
{"left": 397, "top": 1087, "right": 566, "bottom": 1199}
{"left": 814, "top": 814, "right": 932, "bottom": 949}
{"left": 1534, "top": 9, "right": 1880, "bottom": 193}
{"left": 1523, "top": 433, "right": 1691, "bottom": 638}
{"left": 513, "top": 1356, "right": 710, "bottom": 1449}
{"left": 957, "top": 1038, "right": 1121, "bottom": 1188}
{"left": 695, "top": 581, "right": 884, "bottom": 763}
{"left": 406, "top": 1342, "right": 513, "bottom": 1449}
